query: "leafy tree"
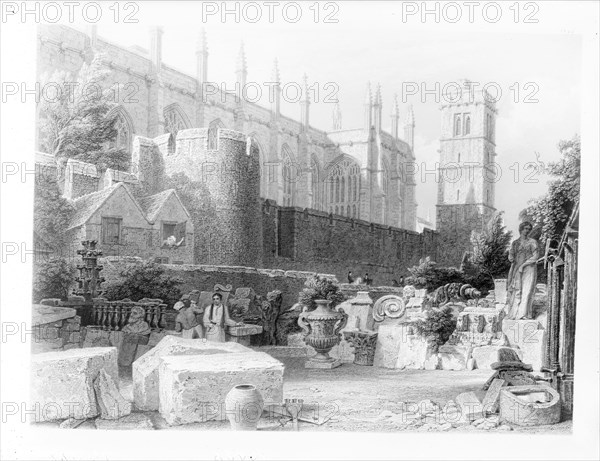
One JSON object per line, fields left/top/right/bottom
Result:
{"left": 102, "top": 261, "right": 183, "bottom": 306}
{"left": 406, "top": 257, "right": 466, "bottom": 291}
{"left": 34, "top": 173, "right": 74, "bottom": 252}
{"left": 412, "top": 306, "right": 457, "bottom": 353}
{"left": 469, "top": 211, "right": 512, "bottom": 278}
{"left": 33, "top": 258, "right": 76, "bottom": 302}
{"left": 521, "top": 135, "right": 580, "bottom": 245}
{"left": 38, "top": 53, "right": 129, "bottom": 172}
{"left": 164, "top": 172, "right": 215, "bottom": 264}
{"left": 406, "top": 256, "right": 492, "bottom": 294}
{"left": 299, "top": 275, "right": 346, "bottom": 311}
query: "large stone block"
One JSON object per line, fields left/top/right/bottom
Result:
{"left": 455, "top": 392, "right": 484, "bottom": 422}
{"left": 93, "top": 369, "right": 132, "bottom": 420}
{"left": 338, "top": 291, "right": 374, "bottom": 331}
{"left": 438, "top": 345, "right": 469, "bottom": 371}
{"left": 472, "top": 345, "right": 523, "bottom": 370}
{"left": 132, "top": 336, "right": 250, "bottom": 411}
{"left": 502, "top": 319, "right": 545, "bottom": 371}
{"left": 373, "top": 324, "right": 407, "bottom": 369}
{"left": 482, "top": 378, "right": 506, "bottom": 414}
{"left": 373, "top": 324, "right": 432, "bottom": 370}
{"left": 31, "top": 347, "right": 118, "bottom": 422}
{"left": 158, "top": 352, "right": 284, "bottom": 425}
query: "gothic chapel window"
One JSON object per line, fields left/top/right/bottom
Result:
{"left": 282, "top": 145, "right": 295, "bottom": 206}
{"left": 310, "top": 158, "right": 321, "bottom": 210}
{"left": 164, "top": 109, "right": 187, "bottom": 140}
{"left": 327, "top": 158, "right": 361, "bottom": 218}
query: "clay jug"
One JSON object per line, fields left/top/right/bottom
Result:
{"left": 225, "top": 384, "right": 264, "bottom": 431}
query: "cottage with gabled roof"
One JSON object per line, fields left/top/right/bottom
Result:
{"left": 66, "top": 182, "right": 194, "bottom": 264}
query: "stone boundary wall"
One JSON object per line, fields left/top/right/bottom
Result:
{"left": 161, "top": 264, "right": 337, "bottom": 311}
{"left": 262, "top": 199, "right": 439, "bottom": 285}
{"left": 100, "top": 257, "right": 336, "bottom": 311}
{"left": 32, "top": 315, "right": 82, "bottom": 354}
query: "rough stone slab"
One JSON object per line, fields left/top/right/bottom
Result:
{"left": 158, "top": 352, "right": 284, "bottom": 425}
{"left": 148, "top": 331, "right": 169, "bottom": 347}
{"left": 32, "top": 337, "right": 64, "bottom": 354}
{"left": 515, "top": 330, "right": 545, "bottom": 371}
{"left": 305, "top": 358, "right": 341, "bottom": 369}
{"left": 95, "top": 413, "right": 155, "bottom": 430}
{"left": 93, "top": 369, "right": 132, "bottom": 420}
{"left": 373, "top": 324, "right": 434, "bottom": 370}
{"left": 482, "top": 379, "right": 506, "bottom": 414}
{"left": 373, "top": 324, "right": 408, "bottom": 368}
{"left": 82, "top": 328, "right": 122, "bottom": 348}
{"left": 227, "top": 324, "right": 263, "bottom": 336}
{"left": 396, "top": 333, "right": 430, "bottom": 370}
{"left": 491, "top": 361, "right": 533, "bottom": 371}
{"left": 472, "top": 346, "right": 522, "bottom": 370}
{"left": 493, "top": 279, "right": 508, "bottom": 304}
{"left": 502, "top": 319, "right": 545, "bottom": 371}
{"left": 455, "top": 392, "right": 484, "bottom": 422}
{"left": 423, "top": 354, "right": 440, "bottom": 370}
{"left": 254, "top": 346, "right": 308, "bottom": 358}
{"left": 32, "top": 305, "right": 77, "bottom": 326}
{"left": 502, "top": 319, "right": 542, "bottom": 344}
{"left": 59, "top": 417, "right": 87, "bottom": 429}
{"left": 338, "top": 291, "right": 374, "bottom": 331}
{"left": 132, "top": 336, "right": 250, "bottom": 411}
{"left": 31, "top": 347, "right": 118, "bottom": 422}
{"left": 438, "top": 345, "right": 469, "bottom": 371}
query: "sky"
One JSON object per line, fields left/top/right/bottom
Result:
{"left": 89, "top": 2, "right": 584, "bottom": 232}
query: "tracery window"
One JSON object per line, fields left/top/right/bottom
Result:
{"left": 108, "top": 108, "right": 133, "bottom": 154}
{"left": 164, "top": 105, "right": 190, "bottom": 148}
{"left": 310, "top": 157, "right": 322, "bottom": 210}
{"left": 326, "top": 157, "right": 360, "bottom": 217}
{"left": 282, "top": 145, "right": 295, "bottom": 206}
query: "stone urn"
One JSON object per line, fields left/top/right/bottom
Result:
{"left": 298, "top": 299, "right": 348, "bottom": 369}
{"left": 224, "top": 384, "right": 264, "bottom": 431}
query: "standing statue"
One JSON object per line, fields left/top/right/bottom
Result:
{"left": 506, "top": 221, "right": 539, "bottom": 320}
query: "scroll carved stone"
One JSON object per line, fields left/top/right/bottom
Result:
{"left": 372, "top": 295, "right": 406, "bottom": 323}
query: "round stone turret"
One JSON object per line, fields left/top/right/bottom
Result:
{"left": 166, "top": 128, "right": 262, "bottom": 266}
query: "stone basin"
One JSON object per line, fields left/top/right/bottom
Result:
{"left": 499, "top": 385, "right": 561, "bottom": 426}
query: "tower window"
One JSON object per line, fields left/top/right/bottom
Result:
{"left": 456, "top": 190, "right": 460, "bottom": 202}
{"left": 464, "top": 114, "right": 471, "bottom": 135}
{"left": 458, "top": 152, "right": 461, "bottom": 163}
{"left": 454, "top": 114, "right": 462, "bottom": 137}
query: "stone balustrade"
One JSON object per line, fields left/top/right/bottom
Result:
{"left": 91, "top": 299, "right": 168, "bottom": 331}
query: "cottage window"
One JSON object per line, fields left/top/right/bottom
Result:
{"left": 102, "top": 217, "right": 122, "bottom": 245}
{"left": 162, "top": 221, "right": 186, "bottom": 246}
